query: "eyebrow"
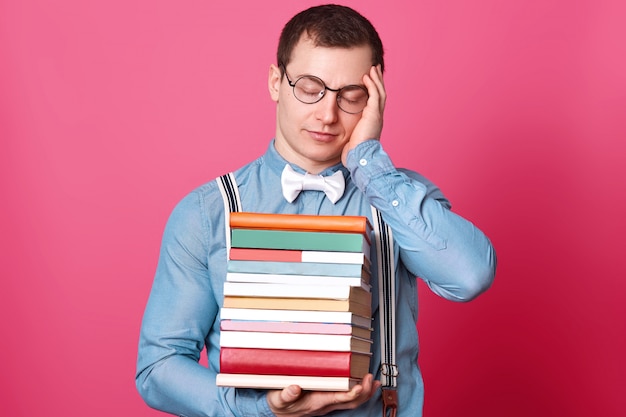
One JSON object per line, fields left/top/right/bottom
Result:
{"left": 295, "top": 72, "right": 366, "bottom": 89}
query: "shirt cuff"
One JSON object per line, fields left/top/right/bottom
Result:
{"left": 346, "top": 139, "right": 396, "bottom": 193}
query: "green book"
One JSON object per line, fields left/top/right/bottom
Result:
{"left": 231, "top": 229, "right": 370, "bottom": 254}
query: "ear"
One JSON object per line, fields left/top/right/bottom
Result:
{"left": 268, "top": 64, "right": 282, "bottom": 102}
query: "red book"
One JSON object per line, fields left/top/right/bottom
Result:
{"left": 230, "top": 248, "right": 302, "bottom": 262}
{"left": 229, "top": 248, "right": 370, "bottom": 268}
{"left": 219, "top": 347, "right": 371, "bottom": 378}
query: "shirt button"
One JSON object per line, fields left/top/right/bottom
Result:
{"left": 392, "top": 200, "right": 399, "bottom": 207}
{"left": 359, "top": 158, "right": 368, "bottom": 166}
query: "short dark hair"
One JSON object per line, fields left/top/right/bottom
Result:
{"left": 277, "top": 4, "right": 385, "bottom": 73}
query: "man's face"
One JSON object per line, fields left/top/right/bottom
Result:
{"left": 269, "top": 36, "right": 373, "bottom": 174}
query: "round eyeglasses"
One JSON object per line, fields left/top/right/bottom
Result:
{"left": 283, "top": 68, "right": 369, "bottom": 114}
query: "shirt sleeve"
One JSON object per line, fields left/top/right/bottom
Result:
{"left": 135, "top": 189, "right": 276, "bottom": 417}
{"left": 347, "top": 140, "right": 496, "bottom": 301}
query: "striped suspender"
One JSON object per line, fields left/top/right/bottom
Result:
{"left": 216, "top": 172, "right": 242, "bottom": 254}
{"left": 371, "top": 206, "right": 398, "bottom": 417}
{"left": 217, "top": 174, "right": 397, "bottom": 415}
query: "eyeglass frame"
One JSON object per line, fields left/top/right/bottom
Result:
{"left": 280, "top": 65, "right": 369, "bottom": 114}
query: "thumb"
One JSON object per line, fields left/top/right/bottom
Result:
{"left": 267, "top": 385, "right": 304, "bottom": 413}
{"left": 280, "top": 384, "right": 303, "bottom": 404}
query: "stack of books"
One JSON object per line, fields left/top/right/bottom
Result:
{"left": 216, "top": 212, "right": 374, "bottom": 391}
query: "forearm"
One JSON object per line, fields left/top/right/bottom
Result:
{"left": 136, "top": 354, "right": 216, "bottom": 415}
{"left": 347, "top": 140, "right": 496, "bottom": 301}
{"left": 136, "top": 191, "right": 276, "bottom": 416}
{"left": 136, "top": 354, "right": 273, "bottom": 417}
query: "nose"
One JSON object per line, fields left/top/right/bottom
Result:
{"left": 314, "top": 90, "right": 340, "bottom": 124}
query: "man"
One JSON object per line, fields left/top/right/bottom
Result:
{"left": 136, "top": 4, "right": 496, "bottom": 416}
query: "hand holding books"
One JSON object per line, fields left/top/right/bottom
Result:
{"left": 266, "top": 373, "right": 381, "bottom": 417}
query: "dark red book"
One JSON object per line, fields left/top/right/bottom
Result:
{"left": 219, "top": 347, "right": 371, "bottom": 378}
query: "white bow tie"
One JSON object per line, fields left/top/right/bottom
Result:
{"left": 281, "top": 164, "right": 345, "bottom": 204}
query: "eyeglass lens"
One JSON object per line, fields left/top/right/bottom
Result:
{"left": 293, "top": 76, "right": 368, "bottom": 114}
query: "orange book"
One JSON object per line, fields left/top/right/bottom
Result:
{"left": 230, "top": 212, "right": 372, "bottom": 243}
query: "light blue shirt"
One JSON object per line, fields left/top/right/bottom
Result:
{"left": 136, "top": 139, "right": 496, "bottom": 416}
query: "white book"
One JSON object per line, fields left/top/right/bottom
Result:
{"left": 219, "top": 307, "right": 372, "bottom": 328}
{"left": 219, "top": 331, "right": 372, "bottom": 353}
{"left": 226, "top": 272, "right": 368, "bottom": 288}
{"left": 223, "top": 281, "right": 371, "bottom": 299}
{"left": 216, "top": 373, "right": 361, "bottom": 391}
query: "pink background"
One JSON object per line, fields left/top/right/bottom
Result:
{"left": 1, "top": 0, "right": 625, "bottom": 415}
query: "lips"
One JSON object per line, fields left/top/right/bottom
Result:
{"left": 307, "top": 130, "right": 338, "bottom": 142}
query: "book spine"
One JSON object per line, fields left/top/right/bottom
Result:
{"left": 219, "top": 308, "right": 372, "bottom": 328}
{"left": 230, "top": 212, "right": 372, "bottom": 237}
{"left": 226, "top": 272, "right": 369, "bottom": 288}
{"left": 216, "top": 373, "right": 359, "bottom": 391}
{"left": 231, "top": 229, "right": 370, "bottom": 253}
{"left": 227, "top": 260, "right": 369, "bottom": 278}
{"left": 219, "top": 348, "right": 369, "bottom": 378}
{"left": 220, "top": 320, "right": 372, "bottom": 336}
{"left": 229, "top": 248, "right": 370, "bottom": 265}
{"left": 219, "top": 331, "right": 373, "bottom": 353}
{"left": 229, "top": 248, "right": 303, "bottom": 262}
{"left": 223, "top": 282, "right": 371, "bottom": 300}
{"left": 222, "top": 296, "right": 372, "bottom": 317}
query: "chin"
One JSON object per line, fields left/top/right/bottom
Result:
{"left": 307, "top": 151, "right": 342, "bottom": 166}
{"left": 308, "top": 139, "right": 346, "bottom": 155}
